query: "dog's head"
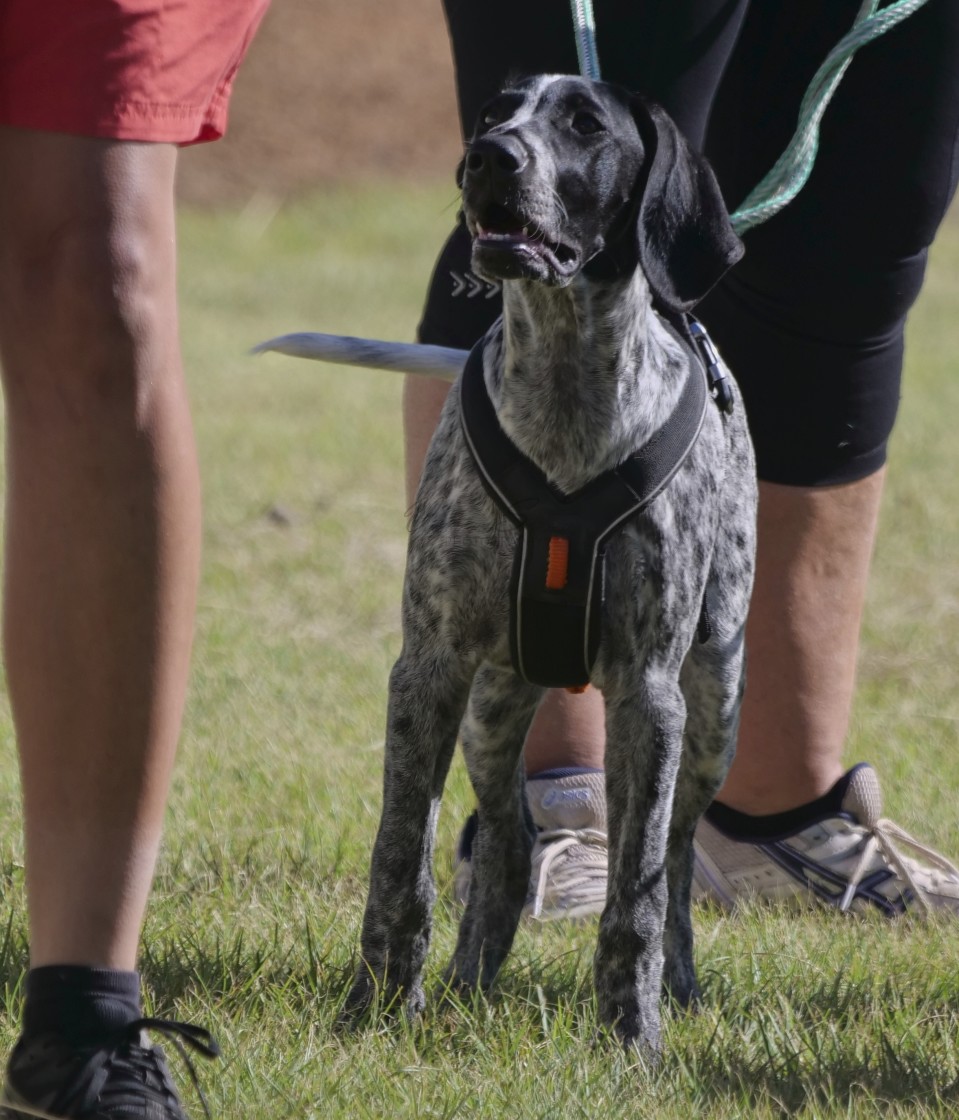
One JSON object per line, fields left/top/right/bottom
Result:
{"left": 460, "top": 74, "right": 742, "bottom": 312}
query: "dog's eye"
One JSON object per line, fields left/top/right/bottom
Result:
{"left": 572, "top": 111, "right": 604, "bottom": 136}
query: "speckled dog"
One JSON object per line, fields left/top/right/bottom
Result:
{"left": 345, "top": 75, "right": 757, "bottom": 1054}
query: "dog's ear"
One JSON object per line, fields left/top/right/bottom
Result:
{"left": 631, "top": 97, "right": 743, "bottom": 312}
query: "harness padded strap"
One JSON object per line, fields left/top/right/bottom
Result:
{"left": 460, "top": 326, "right": 708, "bottom": 688}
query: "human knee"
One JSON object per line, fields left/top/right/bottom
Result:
{"left": 0, "top": 208, "right": 176, "bottom": 422}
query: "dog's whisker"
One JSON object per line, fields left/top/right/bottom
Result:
{"left": 545, "top": 184, "right": 570, "bottom": 227}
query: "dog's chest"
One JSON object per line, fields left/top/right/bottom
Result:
{"left": 461, "top": 334, "right": 719, "bottom": 685}
{"left": 408, "top": 395, "right": 725, "bottom": 676}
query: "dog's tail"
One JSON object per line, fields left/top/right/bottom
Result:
{"left": 252, "top": 332, "right": 466, "bottom": 381}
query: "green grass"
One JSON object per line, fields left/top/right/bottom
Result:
{"left": 0, "top": 183, "right": 958, "bottom": 1117}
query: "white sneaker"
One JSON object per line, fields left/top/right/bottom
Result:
{"left": 692, "top": 763, "right": 959, "bottom": 916}
{"left": 453, "top": 769, "right": 608, "bottom": 921}
{"left": 525, "top": 771, "right": 608, "bottom": 920}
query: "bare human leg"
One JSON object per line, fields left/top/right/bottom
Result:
{"left": 715, "top": 473, "right": 885, "bottom": 813}
{"left": 0, "top": 130, "right": 199, "bottom": 969}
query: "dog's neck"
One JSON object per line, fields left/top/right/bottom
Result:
{"left": 484, "top": 269, "right": 690, "bottom": 494}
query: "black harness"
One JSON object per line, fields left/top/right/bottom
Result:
{"left": 459, "top": 314, "right": 729, "bottom": 690}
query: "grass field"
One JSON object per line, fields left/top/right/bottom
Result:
{"left": 0, "top": 183, "right": 958, "bottom": 1118}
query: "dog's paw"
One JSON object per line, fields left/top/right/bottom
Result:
{"left": 433, "top": 961, "right": 479, "bottom": 1008}
{"left": 336, "top": 970, "right": 426, "bottom": 1032}
{"left": 334, "top": 973, "right": 377, "bottom": 1032}
{"left": 607, "top": 1021, "right": 664, "bottom": 1063}
{"left": 589, "top": 1018, "right": 664, "bottom": 1067}
{"left": 662, "top": 968, "right": 702, "bottom": 1014}
{"left": 595, "top": 993, "right": 664, "bottom": 1060}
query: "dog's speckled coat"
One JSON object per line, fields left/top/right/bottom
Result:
{"left": 345, "top": 75, "right": 757, "bottom": 1054}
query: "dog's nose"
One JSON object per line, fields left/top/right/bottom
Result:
{"left": 464, "top": 135, "right": 528, "bottom": 182}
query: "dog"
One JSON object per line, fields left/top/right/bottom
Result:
{"left": 344, "top": 74, "right": 757, "bottom": 1054}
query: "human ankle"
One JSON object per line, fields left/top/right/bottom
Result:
{"left": 22, "top": 964, "right": 141, "bottom": 1045}
{"left": 715, "top": 762, "right": 845, "bottom": 817}
{"left": 707, "top": 769, "right": 858, "bottom": 840}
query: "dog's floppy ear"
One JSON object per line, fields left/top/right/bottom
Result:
{"left": 631, "top": 97, "right": 743, "bottom": 312}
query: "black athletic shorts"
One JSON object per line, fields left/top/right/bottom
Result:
{"left": 418, "top": 0, "right": 959, "bottom": 485}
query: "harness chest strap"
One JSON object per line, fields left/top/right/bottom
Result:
{"left": 459, "top": 317, "right": 716, "bottom": 690}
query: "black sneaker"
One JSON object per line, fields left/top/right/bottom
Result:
{"left": 0, "top": 1018, "right": 219, "bottom": 1119}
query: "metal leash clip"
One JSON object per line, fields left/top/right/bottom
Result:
{"left": 688, "top": 317, "right": 734, "bottom": 415}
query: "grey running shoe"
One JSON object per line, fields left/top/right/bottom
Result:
{"left": 1, "top": 1018, "right": 219, "bottom": 1119}
{"left": 454, "top": 769, "right": 608, "bottom": 921}
{"left": 692, "top": 763, "right": 959, "bottom": 915}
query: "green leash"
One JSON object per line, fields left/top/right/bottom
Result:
{"left": 571, "top": 0, "right": 602, "bottom": 80}
{"left": 570, "top": 0, "right": 934, "bottom": 233}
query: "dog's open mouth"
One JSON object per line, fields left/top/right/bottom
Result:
{"left": 469, "top": 203, "right": 578, "bottom": 282}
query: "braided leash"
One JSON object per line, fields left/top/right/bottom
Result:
{"left": 570, "top": 0, "right": 601, "bottom": 80}
{"left": 570, "top": 0, "right": 934, "bottom": 233}
{"left": 730, "top": 0, "right": 934, "bottom": 232}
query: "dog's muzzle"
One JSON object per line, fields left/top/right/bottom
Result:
{"left": 463, "top": 134, "right": 529, "bottom": 194}
{"left": 462, "top": 135, "right": 578, "bottom": 283}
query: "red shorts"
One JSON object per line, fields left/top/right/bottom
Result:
{"left": 0, "top": 0, "right": 270, "bottom": 144}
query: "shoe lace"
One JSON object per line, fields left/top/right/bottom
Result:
{"left": 528, "top": 827, "right": 608, "bottom": 919}
{"left": 17, "top": 1018, "right": 220, "bottom": 1120}
{"left": 840, "top": 817, "right": 959, "bottom": 913}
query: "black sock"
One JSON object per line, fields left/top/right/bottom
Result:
{"left": 705, "top": 768, "right": 857, "bottom": 841}
{"left": 22, "top": 966, "right": 141, "bottom": 1045}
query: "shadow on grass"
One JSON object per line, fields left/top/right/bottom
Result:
{"left": 0, "top": 882, "right": 955, "bottom": 1114}
{"left": 0, "top": 908, "right": 29, "bottom": 1020}
{"left": 137, "top": 922, "right": 359, "bottom": 1021}
{"left": 666, "top": 1040, "right": 959, "bottom": 1114}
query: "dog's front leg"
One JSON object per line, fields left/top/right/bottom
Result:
{"left": 344, "top": 651, "right": 473, "bottom": 1024}
{"left": 444, "top": 664, "right": 544, "bottom": 995}
{"left": 595, "top": 669, "right": 687, "bottom": 1055}
{"left": 662, "top": 624, "right": 747, "bottom": 1008}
